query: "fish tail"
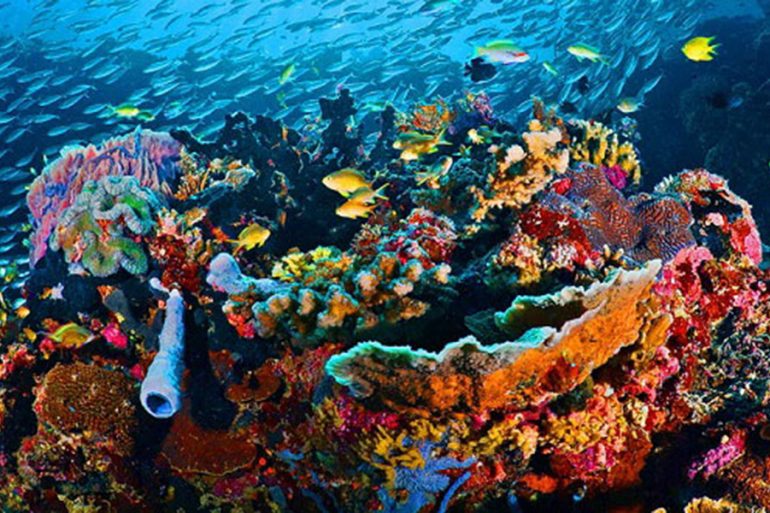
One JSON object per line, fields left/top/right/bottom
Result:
{"left": 228, "top": 240, "right": 243, "bottom": 254}
{"left": 436, "top": 128, "right": 451, "bottom": 145}
{"left": 374, "top": 183, "right": 389, "bottom": 199}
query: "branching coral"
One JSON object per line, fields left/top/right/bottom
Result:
{"left": 470, "top": 112, "right": 569, "bottom": 221}
{"left": 48, "top": 175, "right": 161, "bottom": 277}
{"left": 149, "top": 208, "right": 209, "bottom": 293}
{"left": 568, "top": 119, "right": 642, "bottom": 186}
{"left": 210, "top": 208, "right": 456, "bottom": 342}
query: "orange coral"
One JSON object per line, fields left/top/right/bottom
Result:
{"left": 160, "top": 401, "right": 257, "bottom": 476}
{"left": 226, "top": 359, "right": 282, "bottom": 403}
{"left": 34, "top": 363, "right": 137, "bottom": 456}
{"left": 327, "top": 261, "right": 669, "bottom": 414}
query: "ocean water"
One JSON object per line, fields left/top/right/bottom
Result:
{"left": 1, "top": 0, "right": 770, "bottom": 512}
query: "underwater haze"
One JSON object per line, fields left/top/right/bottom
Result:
{"left": 2, "top": 0, "right": 770, "bottom": 512}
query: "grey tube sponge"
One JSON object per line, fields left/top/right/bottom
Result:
{"left": 140, "top": 288, "right": 185, "bottom": 418}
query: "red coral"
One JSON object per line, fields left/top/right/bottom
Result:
{"left": 148, "top": 233, "right": 203, "bottom": 293}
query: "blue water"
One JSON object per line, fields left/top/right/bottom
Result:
{"left": 0, "top": 0, "right": 768, "bottom": 280}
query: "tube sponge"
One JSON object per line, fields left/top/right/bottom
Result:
{"left": 140, "top": 289, "right": 185, "bottom": 418}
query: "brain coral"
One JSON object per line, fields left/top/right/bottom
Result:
{"left": 543, "top": 164, "right": 695, "bottom": 263}
{"left": 34, "top": 362, "right": 137, "bottom": 456}
{"left": 49, "top": 175, "right": 161, "bottom": 277}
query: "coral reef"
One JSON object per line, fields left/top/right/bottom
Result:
{"left": 2, "top": 90, "right": 770, "bottom": 513}
{"left": 26, "top": 128, "right": 180, "bottom": 266}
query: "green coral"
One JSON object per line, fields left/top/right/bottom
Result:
{"left": 49, "top": 175, "right": 161, "bottom": 277}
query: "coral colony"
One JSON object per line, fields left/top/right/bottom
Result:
{"left": 1, "top": 91, "right": 769, "bottom": 513}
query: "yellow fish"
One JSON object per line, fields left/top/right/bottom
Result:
{"left": 111, "top": 103, "right": 141, "bottom": 118}
{"left": 347, "top": 184, "right": 389, "bottom": 205}
{"left": 322, "top": 168, "right": 372, "bottom": 197}
{"left": 567, "top": 43, "right": 608, "bottom": 64}
{"left": 393, "top": 131, "right": 450, "bottom": 161}
{"left": 48, "top": 322, "right": 93, "bottom": 349}
{"left": 682, "top": 36, "right": 719, "bottom": 62}
{"left": 336, "top": 199, "right": 376, "bottom": 219}
{"left": 617, "top": 97, "right": 643, "bottom": 114}
{"left": 232, "top": 222, "right": 271, "bottom": 254}
{"left": 280, "top": 62, "right": 296, "bottom": 85}
{"left": 416, "top": 156, "right": 453, "bottom": 187}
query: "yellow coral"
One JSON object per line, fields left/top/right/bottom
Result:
{"left": 449, "top": 415, "right": 538, "bottom": 460}
{"left": 569, "top": 120, "right": 641, "bottom": 185}
{"left": 357, "top": 425, "right": 426, "bottom": 487}
{"left": 471, "top": 118, "right": 569, "bottom": 222}
{"left": 271, "top": 247, "right": 350, "bottom": 284}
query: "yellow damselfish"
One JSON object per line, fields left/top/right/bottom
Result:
{"left": 347, "top": 184, "right": 389, "bottom": 205}
{"left": 682, "top": 36, "right": 719, "bottom": 62}
{"left": 232, "top": 222, "right": 271, "bottom": 254}
{"left": 336, "top": 198, "right": 376, "bottom": 219}
{"left": 393, "top": 130, "right": 450, "bottom": 161}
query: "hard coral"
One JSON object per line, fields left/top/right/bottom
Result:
{"left": 471, "top": 114, "right": 569, "bottom": 221}
{"left": 327, "top": 261, "right": 667, "bottom": 413}
{"left": 49, "top": 175, "right": 161, "bottom": 277}
{"left": 568, "top": 119, "right": 642, "bottom": 186}
{"left": 160, "top": 402, "right": 257, "bottom": 476}
{"left": 34, "top": 362, "right": 137, "bottom": 456}
{"left": 213, "top": 208, "right": 456, "bottom": 343}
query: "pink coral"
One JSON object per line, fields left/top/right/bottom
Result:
{"left": 102, "top": 322, "right": 128, "bottom": 350}
{"left": 687, "top": 429, "right": 747, "bottom": 480}
{"left": 26, "top": 128, "right": 180, "bottom": 265}
{"left": 603, "top": 164, "right": 628, "bottom": 190}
